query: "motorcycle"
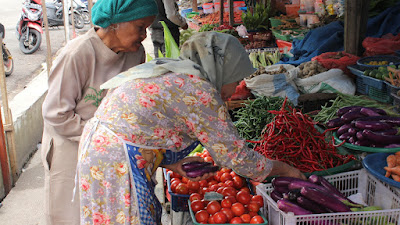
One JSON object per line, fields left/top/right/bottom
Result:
{"left": 16, "top": 0, "right": 43, "bottom": 54}
{"left": 45, "top": 0, "right": 85, "bottom": 29}
{"left": 0, "top": 23, "right": 14, "bottom": 76}
{"left": 73, "top": 0, "right": 90, "bottom": 24}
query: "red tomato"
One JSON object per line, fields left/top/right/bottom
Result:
{"left": 214, "top": 171, "right": 223, "bottom": 182}
{"left": 204, "top": 156, "right": 214, "bottom": 163}
{"left": 170, "top": 178, "right": 181, "bottom": 184}
{"left": 189, "top": 193, "right": 203, "bottom": 202}
{"left": 220, "top": 167, "right": 232, "bottom": 173}
{"left": 208, "top": 180, "right": 218, "bottom": 187}
{"left": 231, "top": 203, "right": 245, "bottom": 217}
{"left": 209, "top": 184, "right": 220, "bottom": 192}
{"left": 251, "top": 195, "right": 264, "bottom": 207}
{"left": 248, "top": 202, "right": 261, "bottom": 213}
{"left": 236, "top": 191, "right": 252, "bottom": 205}
{"left": 250, "top": 215, "right": 264, "bottom": 224}
{"left": 230, "top": 171, "right": 237, "bottom": 177}
{"left": 169, "top": 171, "right": 182, "bottom": 179}
{"left": 170, "top": 181, "right": 180, "bottom": 193}
{"left": 232, "top": 176, "right": 245, "bottom": 189}
{"left": 213, "top": 211, "right": 228, "bottom": 224}
{"left": 187, "top": 180, "right": 200, "bottom": 192}
{"left": 225, "top": 195, "right": 237, "bottom": 203}
{"left": 181, "top": 177, "right": 189, "bottom": 184}
{"left": 218, "top": 182, "right": 225, "bottom": 187}
{"left": 217, "top": 187, "right": 225, "bottom": 194}
{"left": 240, "top": 187, "right": 251, "bottom": 193}
{"left": 191, "top": 200, "right": 205, "bottom": 213}
{"left": 230, "top": 217, "right": 244, "bottom": 224}
{"left": 220, "top": 207, "right": 235, "bottom": 221}
{"left": 199, "top": 180, "right": 208, "bottom": 187}
{"left": 206, "top": 201, "right": 222, "bottom": 215}
{"left": 248, "top": 211, "right": 258, "bottom": 217}
{"left": 208, "top": 214, "right": 215, "bottom": 224}
{"left": 220, "top": 172, "right": 232, "bottom": 182}
{"left": 199, "top": 187, "right": 209, "bottom": 195}
{"left": 195, "top": 210, "right": 209, "bottom": 223}
{"left": 221, "top": 198, "right": 233, "bottom": 208}
{"left": 224, "top": 180, "right": 234, "bottom": 187}
{"left": 194, "top": 152, "right": 202, "bottom": 157}
{"left": 221, "top": 187, "right": 237, "bottom": 197}
{"left": 175, "top": 183, "right": 189, "bottom": 195}
{"left": 240, "top": 214, "right": 251, "bottom": 223}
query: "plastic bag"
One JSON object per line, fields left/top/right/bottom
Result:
{"left": 362, "top": 33, "right": 400, "bottom": 57}
{"left": 312, "top": 51, "right": 360, "bottom": 76}
{"left": 244, "top": 64, "right": 300, "bottom": 105}
{"left": 293, "top": 68, "right": 356, "bottom": 95}
{"left": 229, "top": 80, "right": 253, "bottom": 101}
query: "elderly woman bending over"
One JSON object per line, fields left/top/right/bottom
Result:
{"left": 77, "top": 32, "right": 305, "bottom": 225}
{"left": 40, "top": 0, "right": 158, "bottom": 224}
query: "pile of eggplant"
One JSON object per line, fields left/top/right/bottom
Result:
{"left": 181, "top": 161, "right": 219, "bottom": 178}
{"left": 270, "top": 175, "right": 369, "bottom": 216}
{"left": 326, "top": 106, "right": 400, "bottom": 148}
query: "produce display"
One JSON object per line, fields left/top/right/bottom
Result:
{"left": 190, "top": 191, "right": 266, "bottom": 224}
{"left": 312, "top": 93, "right": 396, "bottom": 124}
{"left": 248, "top": 50, "right": 281, "bottom": 68}
{"left": 247, "top": 65, "right": 288, "bottom": 78}
{"left": 180, "top": 28, "right": 197, "bottom": 46}
{"left": 241, "top": 3, "right": 271, "bottom": 31}
{"left": 297, "top": 60, "right": 328, "bottom": 78}
{"left": 326, "top": 106, "right": 400, "bottom": 148}
{"left": 363, "top": 65, "right": 398, "bottom": 80}
{"left": 386, "top": 66, "right": 400, "bottom": 87}
{"left": 192, "top": 12, "right": 243, "bottom": 25}
{"left": 384, "top": 151, "right": 400, "bottom": 182}
{"left": 233, "top": 96, "right": 289, "bottom": 142}
{"left": 270, "top": 175, "right": 384, "bottom": 216}
{"left": 366, "top": 60, "right": 389, "bottom": 66}
{"left": 250, "top": 98, "right": 355, "bottom": 173}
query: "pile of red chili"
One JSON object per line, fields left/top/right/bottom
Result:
{"left": 249, "top": 98, "right": 355, "bottom": 173}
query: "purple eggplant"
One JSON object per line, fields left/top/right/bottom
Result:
{"left": 270, "top": 190, "right": 283, "bottom": 202}
{"left": 341, "top": 111, "right": 365, "bottom": 123}
{"left": 354, "top": 140, "right": 371, "bottom": 147}
{"left": 272, "top": 177, "right": 304, "bottom": 188}
{"left": 355, "top": 116, "right": 400, "bottom": 125}
{"left": 274, "top": 185, "right": 289, "bottom": 194}
{"left": 362, "top": 130, "right": 400, "bottom": 144}
{"left": 384, "top": 144, "right": 400, "bottom": 148}
{"left": 347, "top": 128, "right": 358, "bottom": 136}
{"left": 300, "top": 187, "right": 351, "bottom": 213}
{"left": 337, "top": 124, "right": 352, "bottom": 136}
{"left": 181, "top": 161, "right": 213, "bottom": 172}
{"left": 356, "top": 131, "right": 365, "bottom": 140}
{"left": 339, "top": 132, "right": 353, "bottom": 141}
{"left": 326, "top": 118, "right": 344, "bottom": 128}
{"left": 296, "top": 196, "right": 329, "bottom": 214}
{"left": 376, "top": 129, "right": 399, "bottom": 135}
{"left": 337, "top": 106, "right": 362, "bottom": 117}
{"left": 288, "top": 180, "right": 329, "bottom": 193}
{"left": 362, "top": 107, "right": 387, "bottom": 115}
{"left": 360, "top": 107, "right": 381, "bottom": 117}
{"left": 353, "top": 121, "right": 393, "bottom": 131}
{"left": 308, "top": 174, "right": 322, "bottom": 185}
{"left": 277, "top": 199, "right": 313, "bottom": 215}
{"left": 185, "top": 165, "right": 219, "bottom": 178}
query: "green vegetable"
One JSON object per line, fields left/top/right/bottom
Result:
{"left": 242, "top": 1, "right": 271, "bottom": 31}
{"left": 188, "top": 144, "right": 204, "bottom": 156}
{"left": 160, "top": 21, "right": 180, "bottom": 58}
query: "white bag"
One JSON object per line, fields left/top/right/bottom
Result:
{"left": 244, "top": 64, "right": 300, "bottom": 105}
{"left": 293, "top": 68, "right": 356, "bottom": 95}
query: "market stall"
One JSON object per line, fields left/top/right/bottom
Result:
{"left": 158, "top": 0, "right": 400, "bottom": 224}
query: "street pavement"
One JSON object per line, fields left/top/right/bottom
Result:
{"left": 0, "top": 33, "right": 155, "bottom": 225}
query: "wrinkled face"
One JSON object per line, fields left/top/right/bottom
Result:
{"left": 112, "top": 16, "right": 155, "bottom": 53}
{"left": 220, "top": 81, "right": 240, "bottom": 101}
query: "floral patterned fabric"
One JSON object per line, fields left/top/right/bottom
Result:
{"left": 78, "top": 72, "right": 272, "bottom": 224}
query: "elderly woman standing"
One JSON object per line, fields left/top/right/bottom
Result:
{"left": 40, "top": 0, "right": 158, "bottom": 224}
{"left": 77, "top": 32, "right": 305, "bottom": 224}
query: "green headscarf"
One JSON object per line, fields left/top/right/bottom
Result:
{"left": 101, "top": 32, "right": 255, "bottom": 92}
{"left": 92, "top": 0, "right": 158, "bottom": 28}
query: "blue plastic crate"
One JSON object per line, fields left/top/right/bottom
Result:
{"left": 357, "top": 55, "right": 400, "bottom": 70}
{"left": 166, "top": 172, "right": 190, "bottom": 212}
{"left": 354, "top": 74, "right": 392, "bottom": 103}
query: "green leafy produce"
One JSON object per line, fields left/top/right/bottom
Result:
{"left": 233, "top": 96, "right": 291, "bottom": 142}
{"left": 179, "top": 28, "right": 197, "bottom": 47}
{"left": 160, "top": 21, "right": 180, "bottom": 58}
{"left": 248, "top": 50, "right": 281, "bottom": 68}
{"left": 242, "top": 1, "right": 271, "bottom": 31}
{"left": 311, "top": 93, "right": 398, "bottom": 124}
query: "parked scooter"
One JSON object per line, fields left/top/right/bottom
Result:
{"left": 73, "top": 0, "right": 90, "bottom": 24}
{"left": 1, "top": 23, "right": 14, "bottom": 76}
{"left": 16, "top": 0, "right": 43, "bottom": 54}
{"left": 45, "top": 0, "right": 85, "bottom": 29}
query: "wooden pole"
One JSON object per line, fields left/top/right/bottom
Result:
{"left": 192, "top": 0, "right": 198, "bottom": 12}
{"left": 62, "top": 0, "right": 70, "bottom": 42}
{"left": 88, "top": 0, "right": 93, "bottom": 27}
{"left": 70, "top": 0, "right": 76, "bottom": 39}
{"left": 219, "top": 0, "right": 224, "bottom": 25}
{"left": 0, "top": 37, "right": 18, "bottom": 183}
{"left": 344, "top": 0, "right": 369, "bottom": 56}
{"left": 41, "top": 0, "right": 52, "bottom": 76}
{"left": 228, "top": 0, "right": 234, "bottom": 26}
{"left": 0, "top": 37, "right": 12, "bottom": 194}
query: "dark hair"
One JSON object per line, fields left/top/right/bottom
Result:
{"left": 0, "top": 23, "right": 4, "bottom": 39}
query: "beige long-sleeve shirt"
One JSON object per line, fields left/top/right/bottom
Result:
{"left": 42, "top": 28, "right": 145, "bottom": 141}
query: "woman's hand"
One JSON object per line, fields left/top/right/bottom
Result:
{"left": 270, "top": 160, "right": 306, "bottom": 180}
{"left": 164, "top": 156, "right": 217, "bottom": 182}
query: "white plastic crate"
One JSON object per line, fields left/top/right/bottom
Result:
{"left": 256, "top": 169, "right": 400, "bottom": 225}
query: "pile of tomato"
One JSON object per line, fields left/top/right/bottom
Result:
{"left": 190, "top": 190, "right": 265, "bottom": 224}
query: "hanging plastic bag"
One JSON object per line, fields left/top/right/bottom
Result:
{"left": 362, "top": 33, "right": 400, "bottom": 57}
{"left": 244, "top": 64, "right": 300, "bottom": 105}
{"left": 293, "top": 68, "right": 356, "bottom": 95}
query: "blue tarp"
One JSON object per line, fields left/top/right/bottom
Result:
{"left": 280, "top": 2, "right": 400, "bottom": 65}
